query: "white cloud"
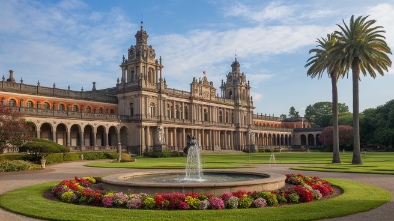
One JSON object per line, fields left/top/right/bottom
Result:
{"left": 224, "top": 1, "right": 295, "bottom": 23}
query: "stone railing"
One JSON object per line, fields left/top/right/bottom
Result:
{"left": 1, "top": 81, "right": 117, "bottom": 103}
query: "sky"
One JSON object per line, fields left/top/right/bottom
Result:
{"left": 1, "top": 0, "right": 393, "bottom": 117}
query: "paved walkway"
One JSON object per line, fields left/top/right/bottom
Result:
{"left": 0, "top": 161, "right": 393, "bottom": 221}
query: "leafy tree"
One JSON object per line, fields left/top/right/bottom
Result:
{"left": 335, "top": 15, "right": 392, "bottom": 164}
{"left": 19, "top": 138, "right": 70, "bottom": 162}
{"left": 319, "top": 125, "right": 353, "bottom": 147}
{"left": 288, "top": 106, "right": 299, "bottom": 118}
{"left": 360, "top": 100, "right": 394, "bottom": 147}
{"left": 304, "top": 102, "right": 349, "bottom": 127}
{"left": 0, "top": 105, "right": 34, "bottom": 153}
{"left": 338, "top": 112, "right": 353, "bottom": 126}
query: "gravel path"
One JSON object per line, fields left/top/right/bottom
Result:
{"left": 0, "top": 161, "right": 393, "bottom": 221}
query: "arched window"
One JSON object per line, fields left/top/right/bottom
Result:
{"left": 26, "top": 101, "right": 33, "bottom": 108}
{"left": 72, "top": 105, "right": 78, "bottom": 112}
{"left": 86, "top": 106, "right": 91, "bottom": 113}
{"left": 99, "top": 107, "right": 103, "bottom": 114}
{"left": 43, "top": 102, "right": 50, "bottom": 109}
{"left": 8, "top": 99, "right": 16, "bottom": 107}
{"left": 219, "top": 111, "right": 223, "bottom": 123}
{"left": 110, "top": 109, "right": 115, "bottom": 114}
{"left": 59, "top": 104, "right": 65, "bottom": 111}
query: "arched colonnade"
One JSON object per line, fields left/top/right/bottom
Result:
{"left": 26, "top": 118, "right": 129, "bottom": 151}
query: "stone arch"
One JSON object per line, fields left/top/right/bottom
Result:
{"left": 83, "top": 125, "right": 94, "bottom": 147}
{"left": 8, "top": 98, "right": 17, "bottom": 106}
{"left": 300, "top": 134, "right": 307, "bottom": 145}
{"left": 108, "top": 126, "right": 118, "bottom": 146}
{"left": 72, "top": 104, "right": 79, "bottom": 112}
{"left": 58, "top": 103, "right": 66, "bottom": 111}
{"left": 56, "top": 123, "right": 67, "bottom": 145}
{"left": 120, "top": 126, "right": 128, "bottom": 146}
{"left": 26, "top": 100, "right": 34, "bottom": 108}
{"left": 308, "top": 134, "right": 315, "bottom": 146}
{"left": 96, "top": 126, "right": 106, "bottom": 147}
{"left": 40, "top": 123, "right": 53, "bottom": 140}
{"left": 70, "top": 124, "right": 81, "bottom": 147}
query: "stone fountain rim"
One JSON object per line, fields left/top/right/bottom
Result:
{"left": 102, "top": 171, "right": 286, "bottom": 188}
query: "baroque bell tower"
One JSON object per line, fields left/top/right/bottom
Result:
{"left": 118, "top": 22, "right": 163, "bottom": 89}
{"left": 220, "top": 57, "right": 254, "bottom": 127}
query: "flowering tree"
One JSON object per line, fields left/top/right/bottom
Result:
{"left": 0, "top": 105, "right": 34, "bottom": 153}
{"left": 319, "top": 125, "right": 353, "bottom": 146}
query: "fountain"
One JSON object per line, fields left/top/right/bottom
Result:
{"left": 184, "top": 135, "right": 203, "bottom": 181}
{"left": 101, "top": 135, "right": 286, "bottom": 195}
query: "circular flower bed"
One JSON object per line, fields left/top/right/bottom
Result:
{"left": 51, "top": 173, "right": 334, "bottom": 210}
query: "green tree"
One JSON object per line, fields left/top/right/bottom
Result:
{"left": 19, "top": 138, "right": 70, "bottom": 162}
{"left": 288, "top": 106, "right": 299, "bottom": 118}
{"left": 360, "top": 100, "right": 394, "bottom": 148}
{"left": 335, "top": 15, "right": 392, "bottom": 164}
{"left": 304, "top": 102, "right": 349, "bottom": 127}
{"left": 0, "top": 105, "right": 34, "bottom": 153}
{"left": 338, "top": 112, "right": 353, "bottom": 126}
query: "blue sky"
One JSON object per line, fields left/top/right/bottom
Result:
{"left": 1, "top": 0, "right": 393, "bottom": 116}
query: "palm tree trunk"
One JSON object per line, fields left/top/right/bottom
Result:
{"left": 331, "top": 75, "right": 341, "bottom": 163}
{"left": 352, "top": 59, "right": 362, "bottom": 164}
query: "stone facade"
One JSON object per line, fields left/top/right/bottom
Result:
{"left": 0, "top": 25, "right": 316, "bottom": 155}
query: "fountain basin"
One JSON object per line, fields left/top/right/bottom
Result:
{"left": 101, "top": 171, "right": 286, "bottom": 195}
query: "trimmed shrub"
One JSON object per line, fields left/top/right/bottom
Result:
{"left": 0, "top": 154, "right": 26, "bottom": 161}
{"left": 0, "top": 160, "right": 31, "bottom": 172}
{"left": 63, "top": 153, "right": 82, "bottom": 161}
{"left": 120, "top": 153, "right": 132, "bottom": 162}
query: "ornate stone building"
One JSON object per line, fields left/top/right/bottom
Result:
{"left": 0, "top": 25, "right": 316, "bottom": 154}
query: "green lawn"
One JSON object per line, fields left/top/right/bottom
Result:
{"left": 86, "top": 152, "right": 394, "bottom": 174}
{"left": 0, "top": 179, "right": 390, "bottom": 221}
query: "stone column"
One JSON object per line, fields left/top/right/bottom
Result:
{"left": 36, "top": 129, "right": 41, "bottom": 139}
{"left": 80, "top": 131, "right": 85, "bottom": 148}
{"left": 52, "top": 130, "right": 56, "bottom": 143}
{"left": 145, "top": 126, "right": 150, "bottom": 150}
{"left": 182, "top": 128, "right": 186, "bottom": 149}
{"left": 140, "top": 125, "right": 145, "bottom": 153}
{"left": 224, "top": 131, "right": 227, "bottom": 149}
{"left": 173, "top": 128, "right": 177, "bottom": 151}
{"left": 105, "top": 130, "right": 109, "bottom": 146}
{"left": 66, "top": 130, "right": 71, "bottom": 147}
{"left": 93, "top": 129, "right": 97, "bottom": 147}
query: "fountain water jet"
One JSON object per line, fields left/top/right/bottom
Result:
{"left": 184, "top": 136, "right": 204, "bottom": 181}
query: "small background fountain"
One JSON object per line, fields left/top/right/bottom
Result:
{"left": 101, "top": 134, "right": 286, "bottom": 195}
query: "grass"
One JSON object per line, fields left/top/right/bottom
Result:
{"left": 86, "top": 152, "right": 394, "bottom": 174}
{"left": 0, "top": 178, "right": 390, "bottom": 221}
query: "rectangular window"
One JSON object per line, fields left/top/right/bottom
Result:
{"left": 130, "top": 103, "right": 134, "bottom": 116}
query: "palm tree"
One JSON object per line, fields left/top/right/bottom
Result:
{"left": 305, "top": 33, "right": 344, "bottom": 163}
{"left": 335, "top": 15, "right": 392, "bottom": 164}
